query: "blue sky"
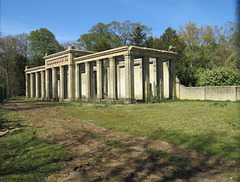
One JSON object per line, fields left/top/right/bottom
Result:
{"left": 0, "top": 0, "right": 237, "bottom": 43}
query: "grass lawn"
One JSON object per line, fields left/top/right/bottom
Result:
{"left": 64, "top": 100, "right": 240, "bottom": 163}
{"left": 0, "top": 109, "right": 68, "bottom": 181}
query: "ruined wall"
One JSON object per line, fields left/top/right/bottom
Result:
{"left": 176, "top": 83, "right": 240, "bottom": 101}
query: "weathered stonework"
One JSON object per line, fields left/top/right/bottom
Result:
{"left": 25, "top": 46, "right": 177, "bottom": 103}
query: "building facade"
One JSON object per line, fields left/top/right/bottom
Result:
{"left": 25, "top": 46, "right": 177, "bottom": 103}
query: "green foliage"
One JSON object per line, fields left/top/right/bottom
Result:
{"left": 177, "top": 21, "right": 240, "bottom": 86}
{"left": 77, "top": 23, "right": 114, "bottom": 52}
{"left": 130, "top": 26, "right": 147, "bottom": 46}
{"left": 27, "top": 28, "right": 64, "bottom": 67}
{"left": 148, "top": 83, "right": 161, "bottom": 103}
{"left": 196, "top": 67, "right": 240, "bottom": 86}
{"left": 77, "top": 20, "right": 152, "bottom": 51}
{"left": 145, "top": 27, "right": 189, "bottom": 86}
{"left": 210, "top": 101, "right": 227, "bottom": 107}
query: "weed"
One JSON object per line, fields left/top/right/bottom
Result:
{"left": 148, "top": 82, "right": 161, "bottom": 103}
{"left": 210, "top": 101, "right": 227, "bottom": 107}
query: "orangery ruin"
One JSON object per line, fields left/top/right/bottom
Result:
{"left": 25, "top": 46, "right": 177, "bottom": 103}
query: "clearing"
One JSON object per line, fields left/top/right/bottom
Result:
{"left": 0, "top": 99, "right": 239, "bottom": 182}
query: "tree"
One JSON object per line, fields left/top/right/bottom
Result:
{"left": 177, "top": 21, "right": 240, "bottom": 86}
{"left": 77, "top": 23, "right": 115, "bottom": 52}
{"left": 60, "top": 40, "right": 78, "bottom": 50}
{"left": 11, "top": 54, "right": 27, "bottom": 95}
{"left": 77, "top": 20, "right": 152, "bottom": 51}
{"left": 0, "top": 35, "right": 16, "bottom": 97}
{"left": 152, "top": 27, "right": 179, "bottom": 50}
{"left": 130, "top": 26, "right": 147, "bottom": 47}
{"left": 27, "top": 28, "right": 64, "bottom": 67}
{"left": 0, "top": 35, "right": 28, "bottom": 97}
{"left": 146, "top": 27, "right": 189, "bottom": 86}
{"left": 108, "top": 20, "right": 152, "bottom": 46}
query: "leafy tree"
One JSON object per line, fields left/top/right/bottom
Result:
{"left": 178, "top": 21, "right": 240, "bottom": 86}
{"left": 77, "top": 20, "right": 152, "bottom": 51}
{"left": 145, "top": 36, "right": 154, "bottom": 48}
{"left": 152, "top": 27, "right": 179, "bottom": 50}
{"left": 130, "top": 26, "right": 147, "bottom": 46}
{"left": 77, "top": 23, "right": 114, "bottom": 52}
{"left": 146, "top": 27, "right": 190, "bottom": 86}
{"left": 27, "top": 28, "right": 64, "bottom": 67}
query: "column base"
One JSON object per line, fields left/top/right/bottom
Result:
{"left": 51, "top": 98, "right": 59, "bottom": 101}
{"left": 124, "top": 98, "right": 136, "bottom": 104}
{"left": 46, "top": 97, "right": 51, "bottom": 101}
{"left": 96, "top": 98, "right": 102, "bottom": 102}
{"left": 107, "top": 98, "right": 116, "bottom": 102}
{"left": 67, "top": 97, "right": 75, "bottom": 101}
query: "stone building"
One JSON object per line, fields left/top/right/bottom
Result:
{"left": 25, "top": 46, "right": 177, "bottom": 103}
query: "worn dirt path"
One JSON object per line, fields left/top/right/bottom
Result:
{"left": 2, "top": 101, "right": 239, "bottom": 182}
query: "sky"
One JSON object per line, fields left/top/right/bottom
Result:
{"left": 0, "top": 0, "right": 237, "bottom": 43}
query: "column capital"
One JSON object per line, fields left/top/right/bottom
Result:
{"left": 109, "top": 56, "right": 114, "bottom": 61}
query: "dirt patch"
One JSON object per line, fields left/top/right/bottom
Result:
{"left": 5, "top": 101, "right": 239, "bottom": 182}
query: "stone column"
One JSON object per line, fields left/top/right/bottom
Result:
{"left": 30, "top": 73, "right": 34, "bottom": 99}
{"left": 109, "top": 57, "right": 117, "bottom": 101}
{"left": 25, "top": 74, "right": 29, "bottom": 98}
{"left": 169, "top": 58, "right": 176, "bottom": 99}
{"left": 142, "top": 56, "right": 150, "bottom": 102}
{"left": 156, "top": 58, "right": 164, "bottom": 99}
{"left": 36, "top": 72, "right": 40, "bottom": 98}
{"left": 41, "top": 71, "right": 45, "bottom": 100}
{"left": 96, "top": 60, "right": 103, "bottom": 100}
{"left": 124, "top": 53, "right": 134, "bottom": 104}
{"left": 68, "top": 48, "right": 75, "bottom": 101}
{"left": 75, "top": 64, "right": 80, "bottom": 100}
{"left": 52, "top": 67, "right": 58, "bottom": 100}
{"left": 85, "top": 62, "right": 91, "bottom": 100}
{"left": 60, "top": 66, "right": 65, "bottom": 101}
{"left": 90, "top": 62, "right": 95, "bottom": 98}
{"left": 163, "top": 61, "right": 169, "bottom": 98}
{"left": 46, "top": 69, "right": 50, "bottom": 100}
{"left": 103, "top": 60, "right": 108, "bottom": 98}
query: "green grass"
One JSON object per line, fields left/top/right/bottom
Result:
{"left": 0, "top": 109, "right": 68, "bottom": 181}
{"left": 145, "top": 149, "right": 186, "bottom": 166}
{"left": 105, "top": 139, "right": 132, "bottom": 149}
{"left": 64, "top": 100, "right": 240, "bottom": 163}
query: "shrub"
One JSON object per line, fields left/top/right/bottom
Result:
{"left": 196, "top": 67, "right": 240, "bottom": 86}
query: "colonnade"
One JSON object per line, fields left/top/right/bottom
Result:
{"left": 25, "top": 46, "right": 177, "bottom": 103}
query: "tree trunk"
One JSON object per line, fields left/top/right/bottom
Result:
{"left": 5, "top": 68, "right": 11, "bottom": 97}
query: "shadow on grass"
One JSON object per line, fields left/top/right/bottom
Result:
{"left": 151, "top": 127, "right": 240, "bottom": 163}
{"left": 0, "top": 127, "right": 67, "bottom": 181}
{"left": 68, "top": 131, "right": 238, "bottom": 182}
{"left": 0, "top": 100, "right": 69, "bottom": 112}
